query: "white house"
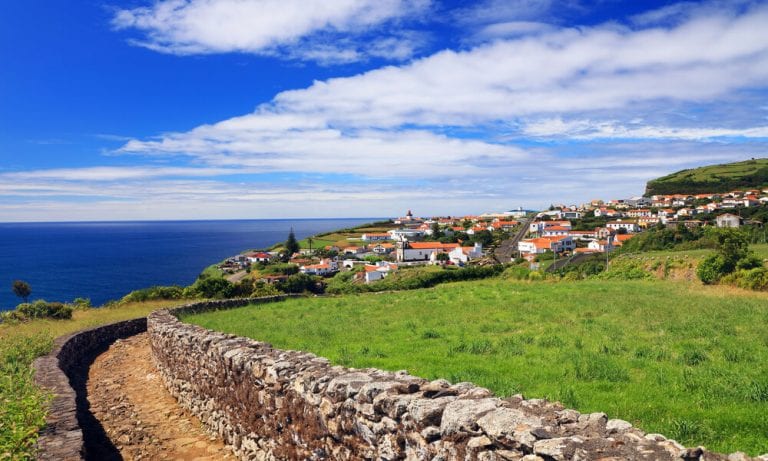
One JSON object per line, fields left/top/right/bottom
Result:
{"left": 518, "top": 236, "right": 574, "bottom": 255}
{"left": 558, "top": 211, "right": 583, "bottom": 220}
{"left": 587, "top": 238, "right": 614, "bottom": 253}
{"left": 716, "top": 213, "right": 741, "bottom": 228}
{"left": 606, "top": 220, "right": 639, "bottom": 233}
{"left": 542, "top": 226, "right": 571, "bottom": 237}
{"left": 363, "top": 261, "right": 399, "bottom": 283}
{"left": 396, "top": 242, "right": 459, "bottom": 262}
{"left": 244, "top": 251, "right": 273, "bottom": 263}
{"left": 299, "top": 258, "right": 338, "bottom": 276}
{"left": 448, "top": 243, "right": 483, "bottom": 265}
{"left": 361, "top": 233, "right": 391, "bottom": 242}
{"left": 387, "top": 228, "right": 425, "bottom": 242}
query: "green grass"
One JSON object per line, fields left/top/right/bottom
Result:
{"left": 646, "top": 158, "right": 768, "bottom": 195}
{"left": 0, "top": 299, "right": 187, "bottom": 459}
{"left": 184, "top": 279, "right": 768, "bottom": 455}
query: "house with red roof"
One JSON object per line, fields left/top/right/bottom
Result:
{"left": 396, "top": 242, "right": 460, "bottom": 262}
{"left": 361, "top": 261, "right": 399, "bottom": 283}
{"left": 299, "top": 258, "right": 338, "bottom": 276}
{"left": 245, "top": 251, "right": 273, "bottom": 263}
{"left": 518, "top": 236, "right": 575, "bottom": 255}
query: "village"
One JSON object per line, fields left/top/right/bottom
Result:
{"left": 215, "top": 189, "right": 768, "bottom": 286}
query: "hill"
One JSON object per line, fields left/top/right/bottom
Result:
{"left": 645, "top": 158, "right": 768, "bottom": 196}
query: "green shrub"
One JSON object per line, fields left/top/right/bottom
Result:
{"left": 192, "top": 278, "right": 234, "bottom": 298}
{"left": 502, "top": 266, "right": 533, "bottom": 280}
{"left": 697, "top": 254, "right": 729, "bottom": 284}
{"left": 721, "top": 267, "right": 768, "bottom": 291}
{"left": 261, "top": 263, "right": 299, "bottom": 276}
{"left": 276, "top": 273, "right": 321, "bottom": 294}
{"left": 251, "top": 281, "right": 282, "bottom": 297}
{"left": 121, "top": 285, "right": 185, "bottom": 303}
{"left": 71, "top": 297, "right": 92, "bottom": 309}
{"left": 15, "top": 300, "right": 73, "bottom": 320}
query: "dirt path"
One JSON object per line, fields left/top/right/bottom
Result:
{"left": 87, "top": 332, "right": 234, "bottom": 460}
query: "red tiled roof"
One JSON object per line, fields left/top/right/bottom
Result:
{"left": 407, "top": 242, "right": 460, "bottom": 250}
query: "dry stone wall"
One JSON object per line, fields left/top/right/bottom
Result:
{"left": 149, "top": 299, "right": 768, "bottom": 461}
{"left": 33, "top": 317, "right": 147, "bottom": 460}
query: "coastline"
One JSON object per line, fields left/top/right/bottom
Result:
{"left": 0, "top": 218, "right": 382, "bottom": 311}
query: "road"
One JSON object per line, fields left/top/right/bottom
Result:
{"left": 493, "top": 214, "right": 536, "bottom": 263}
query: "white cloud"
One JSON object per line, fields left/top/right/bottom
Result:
{"left": 523, "top": 118, "right": 768, "bottom": 141}
{"left": 2, "top": 166, "right": 243, "bottom": 182}
{"left": 119, "top": 2, "right": 768, "bottom": 166}
{"left": 9, "top": 1, "right": 763, "bottom": 221}
{"left": 112, "top": 0, "right": 430, "bottom": 62}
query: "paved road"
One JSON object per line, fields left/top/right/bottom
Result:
{"left": 493, "top": 214, "right": 536, "bottom": 263}
{"left": 545, "top": 252, "right": 596, "bottom": 272}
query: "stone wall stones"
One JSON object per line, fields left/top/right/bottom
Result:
{"left": 149, "top": 299, "right": 768, "bottom": 461}
{"left": 33, "top": 317, "right": 147, "bottom": 460}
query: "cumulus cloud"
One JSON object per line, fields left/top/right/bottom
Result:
{"left": 112, "top": 0, "right": 431, "bottom": 62}
{"left": 119, "top": 2, "right": 768, "bottom": 164}
{"left": 10, "top": 1, "right": 761, "bottom": 220}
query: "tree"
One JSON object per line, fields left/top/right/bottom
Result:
{"left": 283, "top": 228, "right": 300, "bottom": 261}
{"left": 193, "top": 278, "right": 233, "bottom": 298}
{"left": 696, "top": 228, "right": 756, "bottom": 284}
{"left": 12, "top": 280, "right": 31, "bottom": 303}
{"left": 430, "top": 221, "right": 442, "bottom": 239}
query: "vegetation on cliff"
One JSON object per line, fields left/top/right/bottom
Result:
{"left": 645, "top": 158, "right": 768, "bottom": 196}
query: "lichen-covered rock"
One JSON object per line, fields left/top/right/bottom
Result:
{"left": 440, "top": 398, "right": 500, "bottom": 435}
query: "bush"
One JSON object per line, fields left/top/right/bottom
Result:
{"left": 121, "top": 285, "right": 185, "bottom": 303}
{"left": 697, "top": 254, "right": 729, "bottom": 284}
{"left": 192, "top": 278, "right": 234, "bottom": 299}
{"left": 277, "top": 273, "right": 322, "bottom": 294}
{"left": 14, "top": 300, "right": 73, "bottom": 320}
{"left": 721, "top": 268, "right": 768, "bottom": 291}
{"left": 251, "top": 281, "right": 282, "bottom": 297}
{"left": 502, "top": 266, "right": 534, "bottom": 280}
{"left": 71, "top": 297, "right": 92, "bottom": 309}
{"left": 261, "top": 263, "right": 299, "bottom": 276}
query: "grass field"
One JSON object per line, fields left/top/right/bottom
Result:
{"left": 0, "top": 299, "right": 188, "bottom": 459}
{"left": 184, "top": 279, "right": 768, "bottom": 455}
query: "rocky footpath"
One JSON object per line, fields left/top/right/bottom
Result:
{"left": 148, "top": 302, "right": 768, "bottom": 461}
{"left": 87, "top": 333, "right": 234, "bottom": 460}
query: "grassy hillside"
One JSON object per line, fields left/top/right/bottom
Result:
{"left": 645, "top": 158, "right": 768, "bottom": 196}
{"left": 184, "top": 279, "right": 768, "bottom": 456}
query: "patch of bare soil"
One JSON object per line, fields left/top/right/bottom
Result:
{"left": 87, "top": 332, "right": 234, "bottom": 460}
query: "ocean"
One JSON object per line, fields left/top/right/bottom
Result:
{"left": 0, "top": 219, "right": 377, "bottom": 311}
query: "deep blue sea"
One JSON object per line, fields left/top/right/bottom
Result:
{"left": 0, "top": 219, "right": 376, "bottom": 311}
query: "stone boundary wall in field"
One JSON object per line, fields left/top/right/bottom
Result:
{"left": 33, "top": 317, "right": 147, "bottom": 460}
{"left": 149, "top": 299, "right": 768, "bottom": 461}
{"left": 31, "top": 296, "right": 295, "bottom": 461}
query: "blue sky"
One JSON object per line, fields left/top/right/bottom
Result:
{"left": 1, "top": 0, "right": 767, "bottom": 221}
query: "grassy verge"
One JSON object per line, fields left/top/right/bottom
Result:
{"left": 184, "top": 279, "right": 768, "bottom": 455}
{"left": 0, "top": 299, "right": 188, "bottom": 459}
